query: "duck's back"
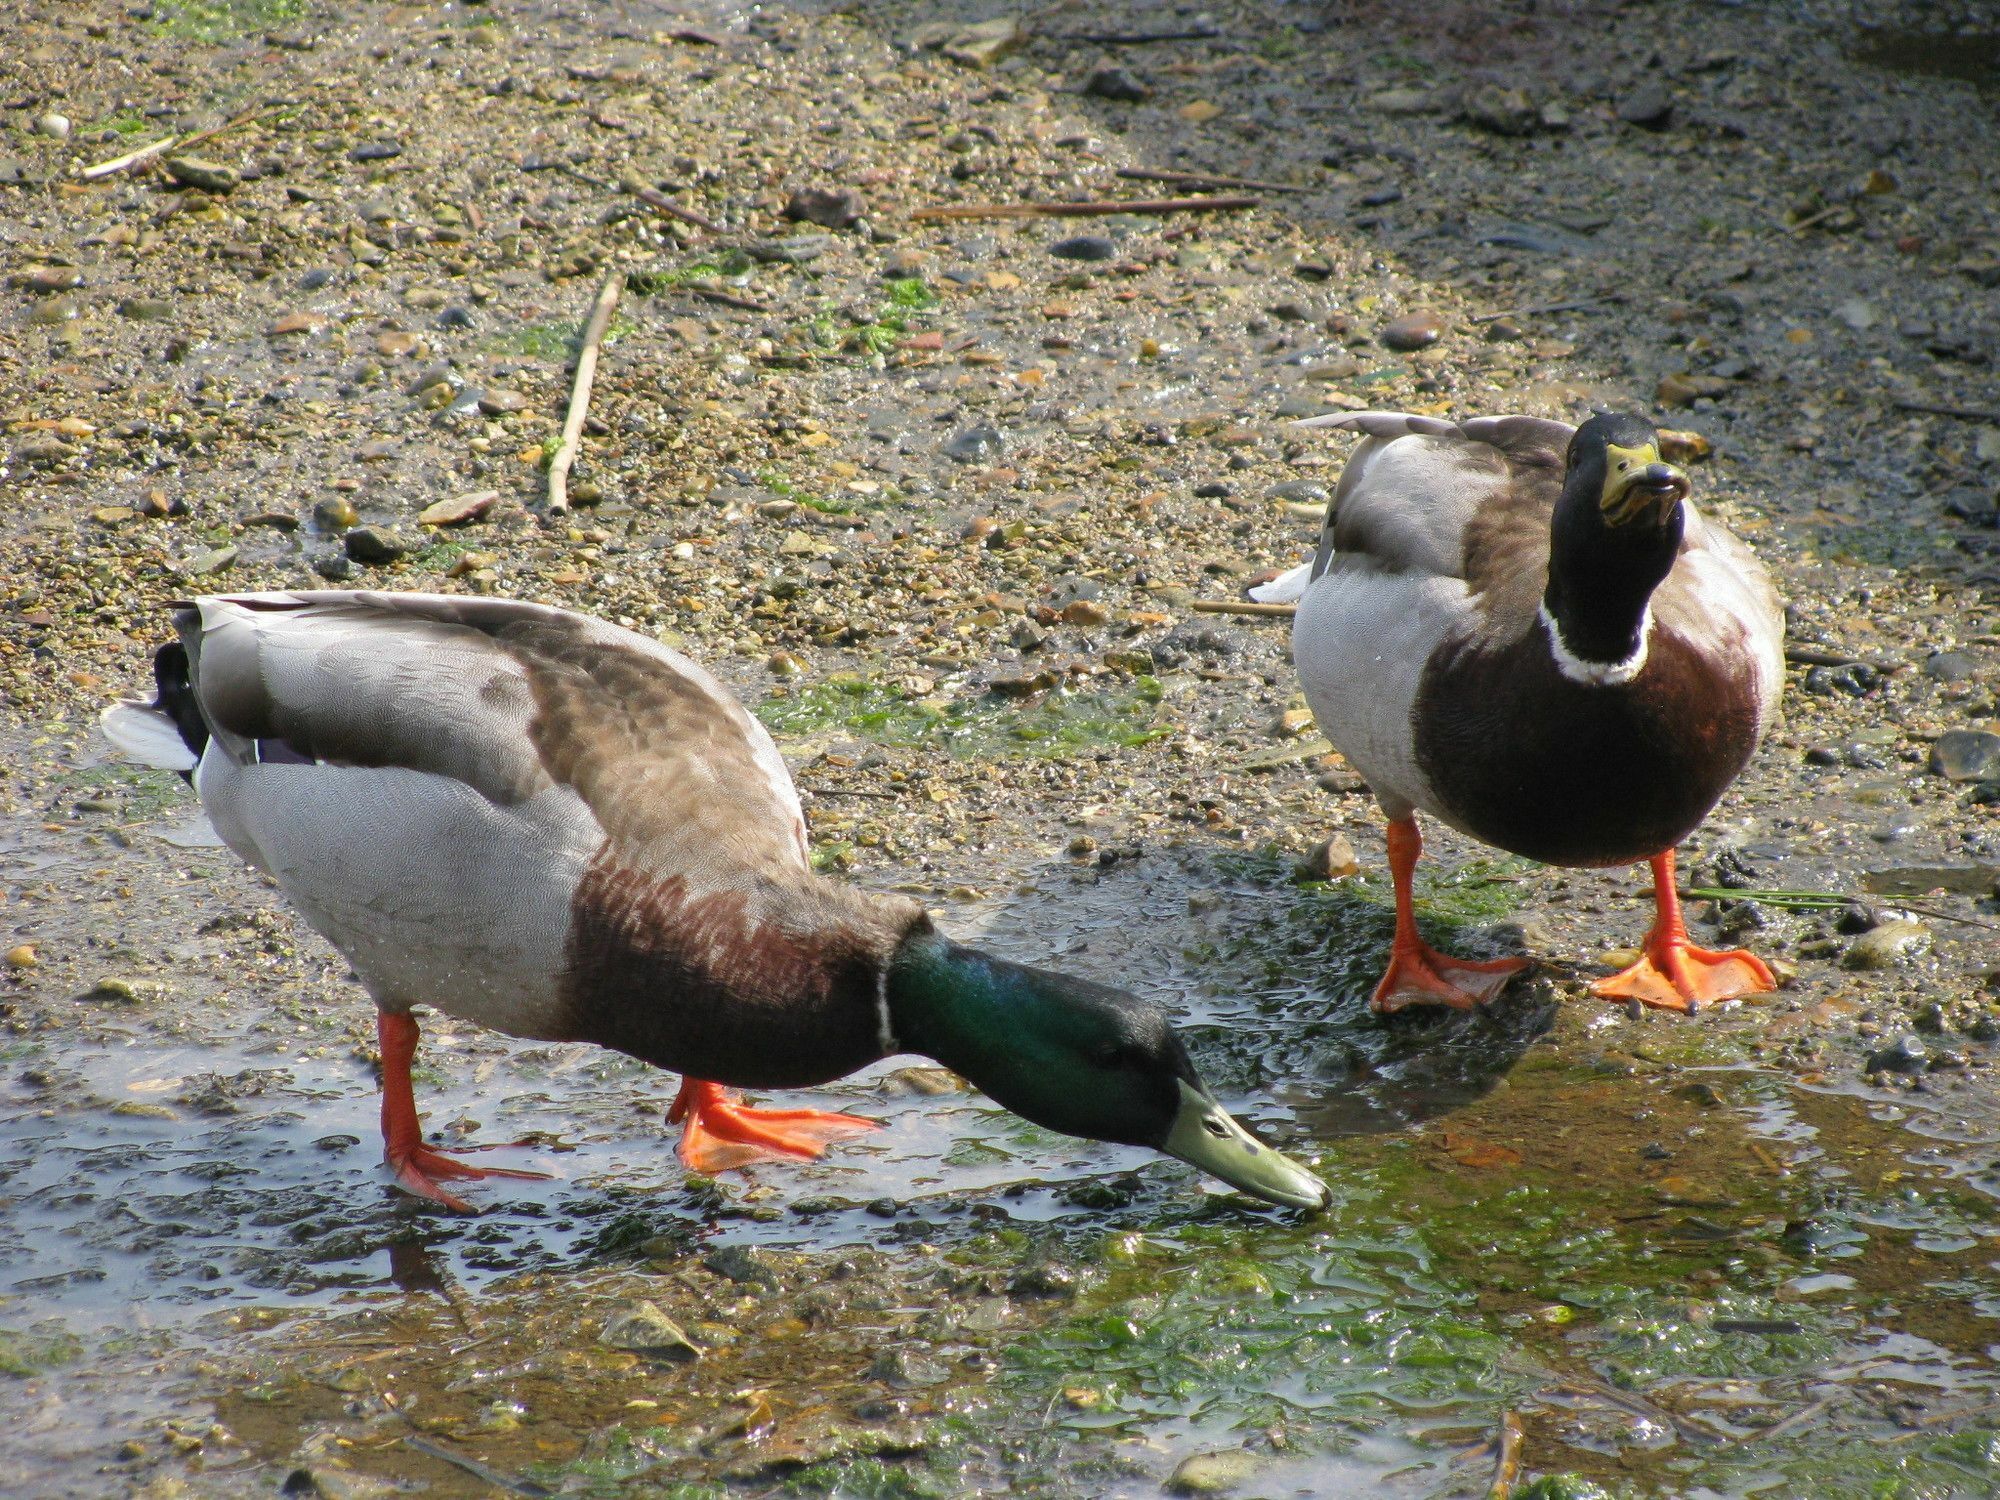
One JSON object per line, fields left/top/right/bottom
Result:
{"left": 176, "top": 593, "right": 912, "bottom": 1082}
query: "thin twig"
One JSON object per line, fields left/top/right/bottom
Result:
{"left": 1684, "top": 887, "right": 2000, "bottom": 935}
{"left": 1056, "top": 26, "right": 1222, "bottom": 42}
{"left": 78, "top": 105, "right": 274, "bottom": 181}
{"left": 628, "top": 182, "right": 719, "bottom": 232}
{"left": 400, "top": 1434, "right": 554, "bottom": 1497}
{"left": 1783, "top": 645, "right": 1904, "bottom": 672}
{"left": 690, "top": 284, "right": 769, "bottom": 312}
{"left": 1785, "top": 204, "right": 1847, "bottom": 233}
{"left": 547, "top": 271, "right": 624, "bottom": 515}
{"left": 1470, "top": 295, "right": 1615, "bottom": 324}
{"left": 1895, "top": 400, "right": 2000, "bottom": 423}
{"left": 910, "top": 194, "right": 1259, "bottom": 222}
{"left": 1190, "top": 599, "right": 1297, "bottom": 618}
{"left": 1116, "top": 166, "right": 1303, "bottom": 193}
{"left": 800, "top": 784, "right": 902, "bottom": 800}
{"left": 1488, "top": 1410, "right": 1524, "bottom": 1499}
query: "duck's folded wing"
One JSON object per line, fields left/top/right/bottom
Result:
{"left": 181, "top": 591, "right": 811, "bottom": 881}
{"left": 1293, "top": 411, "right": 1572, "bottom": 585}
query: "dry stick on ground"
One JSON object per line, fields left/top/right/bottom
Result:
{"left": 1191, "top": 599, "right": 1297, "bottom": 618}
{"left": 910, "top": 194, "right": 1259, "bottom": 222}
{"left": 547, "top": 270, "right": 624, "bottom": 516}
{"left": 627, "top": 181, "right": 719, "bottom": 232}
{"left": 1117, "top": 166, "right": 1303, "bottom": 193}
{"left": 78, "top": 105, "right": 274, "bottom": 181}
{"left": 1470, "top": 295, "right": 1616, "bottom": 324}
{"left": 691, "top": 284, "right": 769, "bottom": 312}
{"left": 1896, "top": 400, "right": 2000, "bottom": 422}
{"left": 1488, "top": 1410, "right": 1525, "bottom": 1499}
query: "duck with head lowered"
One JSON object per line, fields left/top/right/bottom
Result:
{"left": 101, "top": 591, "right": 1329, "bottom": 1213}
{"left": 1254, "top": 411, "right": 1783, "bottom": 1014}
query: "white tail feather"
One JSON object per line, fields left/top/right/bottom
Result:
{"left": 1248, "top": 562, "right": 1313, "bottom": 605}
{"left": 100, "top": 702, "right": 198, "bottom": 771}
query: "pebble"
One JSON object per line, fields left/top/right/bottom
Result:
{"left": 117, "top": 297, "right": 172, "bottom": 321}
{"left": 34, "top": 113, "right": 71, "bottom": 140}
{"left": 1462, "top": 84, "right": 1540, "bottom": 136}
{"left": 5, "top": 944, "right": 36, "bottom": 969}
{"left": 749, "top": 234, "right": 832, "bottom": 265}
{"left": 1380, "top": 311, "right": 1446, "bottom": 350}
{"left": 164, "top": 156, "right": 237, "bottom": 193}
{"left": 1295, "top": 833, "right": 1359, "bottom": 881}
{"left": 1049, "top": 235, "right": 1116, "bottom": 262}
{"left": 436, "top": 304, "right": 477, "bottom": 329}
{"left": 20, "top": 264, "right": 81, "bottom": 293}
{"left": 312, "top": 497, "right": 359, "bottom": 532}
{"left": 1084, "top": 66, "right": 1152, "bottom": 103}
{"left": 1931, "top": 729, "right": 2000, "bottom": 781}
{"left": 1618, "top": 81, "right": 1674, "bottom": 128}
{"left": 703, "top": 1244, "right": 779, "bottom": 1287}
{"left": 28, "top": 296, "right": 78, "bottom": 326}
{"left": 1843, "top": 919, "right": 1932, "bottom": 971}
{"left": 785, "top": 186, "right": 866, "bottom": 228}
{"left": 185, "top": 545, "right": 237, "bottom": 576}
{"left": 1268, "top": 479, "right": 1330, "bottom": 506}
{"left": 348, "top": 141, "right": 402, "bottom": 161}
{"left": 418, "top": 489, "right": 498, "bottom": 526}
{"left": 1923, "top": 651, "right": 1979, "bottom": 683}
{"left": 477, "top": 388, "right": 527, "bottom": 415}
{"left": 598, "top": 1301, "right": 702, "bottom": 1362}
{"left": 343, "top": 526, "right": 410, "bottom": 565}
{"left": 375, "top": 330, "right": 424, "bottom": 358}
{"left": 944, "top": 425, "right": 1005, "bottom": 463}
{"left": 1864, "top": 1032, "right": 1930, "bottom": 1073}
{"left": 1059, "top": 599, "right": 1109, "bottom": 628}
{"left": 267, "top": 311, "right": 324, "bottom": 337}
{"left": 1166, "top": 1449, "right": 1264, "bottom": 1496}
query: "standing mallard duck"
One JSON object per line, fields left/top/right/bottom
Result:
{"left": 103, "top": 592, "right": 1328, "bottom": 1212}
{"left": 1254, "top": 412, "right": 1783, "bottom": 1014}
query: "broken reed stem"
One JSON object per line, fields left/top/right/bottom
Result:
{"left": 547, "top": 270, "right": 624, "bottom": 516}
{"left": 627, "top": 181, "right": 719, "bottom": 232}
{"left": 1116, "top": 166, "right": 1303, "bottom": 193}
{"left": 1190, "top": 599, "right": 1297, "bottom": 618}
{"left": 910, "top": 194, "right": 1259, "bottom": 222}
{"left": 1488, "top": 1410, "right": 1524, "bottom": 1499}
{"left": 78, "top": 105, "right": 274, "bottom": 181}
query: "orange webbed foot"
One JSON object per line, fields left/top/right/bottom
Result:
{"left": 1371, "top": 944, "right": 1529, "bottom": 1013}
{"left": 1592, "top": 941, "right": 1776, "bottom": 1013}
{"left": 386, "top": 1143, "right": 552, "bottom": 1214}
{"left": 669, "top": 1079, "right": 878, "bottom": 1174}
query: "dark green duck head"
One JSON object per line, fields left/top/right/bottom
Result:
{"left": 1546, "top": 412, "right": 1692, "bottom": 669}
{"left": 884, "top": 926, "right": 1330, "bottom": 1212}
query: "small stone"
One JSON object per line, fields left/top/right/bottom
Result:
{"left": 1617, "top": 81, "right": 1674, "bottom": 128}
{"left": 785, "top": 186, "right": 866, "bottom": 229}
{"left": 1059, "top": 599, "right": 1109, "bottom": 628}
{"left": 1864, "top": 1032, "right": 1930, "bottom": 1073}
{"left": 418, "top": 489, "right": 498, "bottom": 526}
{"left": 20, "top": 264, "right": 81, "bottom": 293}
{"left": 185, "top": 545, "right": 237, "bottom": 576}
{"left": 436, "top": 304, "right": 477, "bottom": 330}
{"left": 5, "top": 944, "right": 36, "bottom": 969}
{"left": 1656, "top": 372, "right": 1735, "bottom": 407}
{"left": 1167, "top": 1448, "right": 1264, "bottom": 1496}
{"left": 1084, "top": 66, "right": 1151, "bottom": 102}
{"left": 1844, "top": 920, "right": 1932, "bottom": 972}
{"left": 939, "top": 16, "right": 1022, "bottom": 69}
{"left": 1178, "top": 100, "right": 1223, "bottom": 123}
{"left": 944, "top": 425, "right": 1005, "bottom": 463}
{"left": 1270, "top": 706, "right": 1317, "bottom": 738}
{"left": 868, "top": 1347, "right": 949, "bottom": 1386}
{"left": 1295, "top": 834, "right": 1359, "bottom": 882}
{"left": 1049, "top": 235, "right": 1116, "bottom": 262}
{"left": 27, "top": 296, "right": 78, "bottom": 326}
{"left": 749, "top": 233, "right": 833, "bottom": 265}
{"left": 34, "top": 113, "right": 71, "bottom": 140}
{"left": 164, "top": 156, "right": 237, "bottom": 193}
{"left": 599, "top": 1301, "right": 702, "bottom": 1362}
{"left": 118, "top": 296, "right": 173, "bottom": 321}
{"left": 1011, "top": 617, "right": 1048, "bottom": 651}
{"left": 1380, "top": 311, "right": 1446, "bottom": 350}
{"left": 476, "top": 388, "right": 528, "bottom": 416}
{"left": 348, "top": 141, "right": 402, "bottom": 161}
{"left": 267, "top": 311, "right": 325, "bottom": 337}
{"left": 703, "top": 1244, "right": 779, "bottom": 1287}
{"left": 343, "top": 526, "right": 410, "bottom": 565}
{"left": 1932, "top": 729, "right": 2000, "bottom": 781}
{"left": 1836, "top": 298, "right": 1879, "bottom": 331}
{"left": 1462, "top": 83, "right": 1540, "bottom": 136}
{"left": 1656, "top": 428, "right": 1712, "bottom": 464}
{"left": 1267, "top": 479, "right": 1330, "bottom": 506}
{"left": 779, "top": 530, "right": 817, "bottom": 556}
{"left": 375, "top": 331, "right": 424, "bottom": 358}
{"left": 313, "top": 552, "right": 353, "bottom": 582}
{"left": 312, "top": 496, "right": 359, "bottom": 532}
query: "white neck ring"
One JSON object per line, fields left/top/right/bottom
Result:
{"left": 1538, "top": 601, "right": 1651, "bottom": 687}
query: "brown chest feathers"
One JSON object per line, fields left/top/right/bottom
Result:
{"left": 558, "top": 856, "right": 919, "bottom": 1088}
{"left": 1413, "top": 622, "right": 1763, "bottom": 868}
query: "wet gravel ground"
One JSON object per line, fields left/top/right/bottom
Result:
{"left": 2, "top": 0, "right": 1999, "bottom": 1495}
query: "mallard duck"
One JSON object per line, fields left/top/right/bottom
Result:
{"left": 1253, "top": 412, "right": 1783, "bottom": 1014}
{"left": 101, "top": 592, "right": 1327, "bottom": 1212}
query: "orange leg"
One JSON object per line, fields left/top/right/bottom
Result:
{"left": 1591, "top": 849, "right": 1777, "bottom": 1013}
{"left": 667, "top": 1078, "right": 878, "bottom": 1175}
{"left": 1371, "top": 818, "right": 1528, "bottom": 1013}
{"left": 377, "top": 1010, "right": 550, "bottom": 1213}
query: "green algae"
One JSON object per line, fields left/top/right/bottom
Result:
{"left": 758, "top": 675, "right": 1166, "bottom": 759}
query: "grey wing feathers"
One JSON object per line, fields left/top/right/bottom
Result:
{"left": 182, "top": 591, "right": 810, "bottom": 881}
{"left": 1296, "top": 411, "right": 1573, "bottom": 584}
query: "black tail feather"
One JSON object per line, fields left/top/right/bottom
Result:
{"left": 152, "top": 642, "right": 209, "bottom": 765}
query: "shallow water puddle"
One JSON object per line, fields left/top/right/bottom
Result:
{"left": 9, "top": 793, "right": 2000, "bottom": 1496}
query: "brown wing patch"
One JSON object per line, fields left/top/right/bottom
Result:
{"left": 1457, "top": 451, "right": 1564, "bottom": 626}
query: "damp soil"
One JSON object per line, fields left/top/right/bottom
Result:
{"left": 3, "top": 0, "right": 1999, "bottom": 1496}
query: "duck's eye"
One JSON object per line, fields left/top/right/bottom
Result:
{"left": 1093, "top": 1043, "right": 1127, "bottom": 1068}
